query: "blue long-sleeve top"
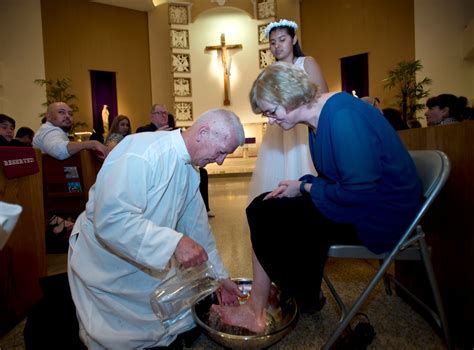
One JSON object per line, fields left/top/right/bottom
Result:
{"left": 301, "top": 92, "right": 421, "bottom": 253}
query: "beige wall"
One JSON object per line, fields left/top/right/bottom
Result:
{"left": 41, "top": 0, "right": 152, "bottom": 132}
{"left": 0, "top": 0, "right": 46, "bottom": 130}
{"left": 415, "top": 0, "right": 474, "bottom": 105}
{"left": 300, "top": 0, "right": 415, "bottom": 109}
{"left": 148, "top": 3, "right": 174, "bottom": 114}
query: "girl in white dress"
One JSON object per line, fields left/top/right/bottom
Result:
{"left": 248, "top": 19, "right": 329, "bottom": 203}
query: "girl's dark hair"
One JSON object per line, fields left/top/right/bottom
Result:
{"left": 269, "top": 26, "right": 305, "bottom": 58}
{"left": 0, "top": 114, "right": 15, "bottom": 128}
{"left": 426, "top": 94, "right": 468, "bottom": 121}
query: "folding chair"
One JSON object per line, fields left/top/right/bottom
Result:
{"left": 322, "top": 150, "right": 452, "bottom": 349}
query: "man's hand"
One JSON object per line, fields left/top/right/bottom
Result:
{"left": 263, "top": 180, "right": 301, "bottom": 200}
{"left": 174, "top": 236, "right": 208, "bottom": 268}
{"left": 67, "top": 140, "right": 110, "bottom": 159}
{"left": 157, "top": 125, "right": 173, "bottom": 131}
{"left": 89, "top": 140, "right": 109, "bottom": 159}
{"left": 217, "top": 278, "right": 245, "bottom": 306}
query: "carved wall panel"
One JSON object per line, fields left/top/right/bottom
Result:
{"left": 258, "top": 24, "right": 269, "bottom": 44}
{"left": 169, "top": 4, "right": 188, "bottom": 25}
{"left": 259, "top": 48, "right": 275, "bottom": 68}
{"left": 172, "top": 53, "right": 191, "bottom": 73}
{"left": 256, "top": 0, "right": 276, "bottom": 20}
{"left": 170, "top": 29, "right": 189, "bottom": 49}
{"left": 175, "top": 102, "right": 193, "bottom": 121}
{"left": 173, "top": 77, "right": 192, "bottom": 97}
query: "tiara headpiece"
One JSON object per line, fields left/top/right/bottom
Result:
{"left": 264, "top": 19, "right": 298, "bottom": 37}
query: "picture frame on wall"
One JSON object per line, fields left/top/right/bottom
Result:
{"left": 259, "top": 48, "right": 275, "bottom": 68}
{"left": 175, "top": 102, "right": 193, "bottom": 121}
{"left": 169, "top": 4, "right": 188, "bottom": 25}
{"left": 258, "top": 24, "right": 269, "bottom": 44}
{"left": 173, "top": 77, "right": 192, "bottom": 97}
{"left": 256, "top": 0, "right": 276, "bottom": 20}
{"left": 172, "top": 53, "right": 191, "bottom": 73}
{"left": 170, "top": 29, "right": 189, "bottom": 49}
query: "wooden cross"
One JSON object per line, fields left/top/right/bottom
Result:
{"left": 205, "top": 33, "right": 242, "bottom": 106}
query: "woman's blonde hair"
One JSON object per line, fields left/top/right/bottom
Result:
{"left": 108, "top": 114, "right": 132, "bottom": 136}
{"left": 249, "top": 62, "right": 319, "bottom": 114}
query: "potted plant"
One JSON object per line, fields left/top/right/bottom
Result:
{"left": 383, "top": 60, "right": 432, "bottom": 126}
{"left": 34, "top": 78, "right": 87, "bottom": 135}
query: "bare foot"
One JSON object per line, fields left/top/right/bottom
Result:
{"left": 211, "top": 303, "right": 266, "bottom": 334}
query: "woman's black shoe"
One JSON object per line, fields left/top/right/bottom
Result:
{"left": 297, "top": 296, "right": 327, "bottom": 314}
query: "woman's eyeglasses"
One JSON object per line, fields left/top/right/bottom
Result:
{"left": 262, "top": 105, "right": 279, "bottom": 118}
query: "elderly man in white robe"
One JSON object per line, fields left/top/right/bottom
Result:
{"left": 68, "top": 109, "right": 245, "bottom": 349}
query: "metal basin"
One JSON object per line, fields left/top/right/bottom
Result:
{"left": 192, "top": 278, "right": 298, "bottom": 349}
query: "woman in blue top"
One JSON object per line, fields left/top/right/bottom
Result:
{"left": 212, "top": 62, "right": 421, "bottom": 333}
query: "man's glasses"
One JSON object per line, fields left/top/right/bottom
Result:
{"left": 262, "top": 105, "right": 279, "bottom": 118}
{"left": 152, "top": 111, "right": 168, "bottom": 116}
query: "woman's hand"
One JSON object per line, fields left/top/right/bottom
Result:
{"left": 217, "top": 278, "right": 245, "bottom": 306}
{"left": 264, "top": 180, "right": 301, "bottom": 200}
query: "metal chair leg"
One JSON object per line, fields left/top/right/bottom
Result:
{"left": 323, "top": 272, "right": 348, "bottom": 323}
{"left": 322, "top": 258, "right": 394, "bottom": 350}
{"left": 419, "top": 237, "right": 453, "bottom": 349}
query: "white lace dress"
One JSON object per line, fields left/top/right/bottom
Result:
{"left": 247, "top": 57, "right": 317, "bottom": 203}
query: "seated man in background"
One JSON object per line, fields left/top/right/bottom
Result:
{"left": 33, "top": 102, "right": 108, "bottom": 160}
{"left": 136, "top": 103, "right": 173, "bottom": 133}
{"left": 68, "top": 108, "right": 245, "bottom": 349}
{"left": 9, "top": 126, "right": 35, "bottom": 146}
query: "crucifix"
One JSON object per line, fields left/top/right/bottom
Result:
{"left": 205, "top": 33, "right": 242, "bottom": 105}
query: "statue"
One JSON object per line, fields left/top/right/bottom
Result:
{"left": 102, "top": 105, "right": 109, "bottom": 134}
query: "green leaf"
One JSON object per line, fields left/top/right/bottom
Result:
{"left": 383, "top": 60, "right": 432, "bottom": 124}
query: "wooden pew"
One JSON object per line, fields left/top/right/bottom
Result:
{"left": 0, "top": 149, "right": 46, "bottom": 335}
{"left": 42, "top": 150, "right": 102, "bottom": 217}
{"left": 396, "top": 121, "right": 474, "bottom": 348}
{"left": 41, "top": 150, "right": 102, "bottom": 253}
{"left": 80, "top": 148, "right": 103, "bottom": 194}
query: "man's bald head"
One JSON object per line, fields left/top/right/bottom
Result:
{"left": 46, "top": 102, "right": 73, "bottom": 132}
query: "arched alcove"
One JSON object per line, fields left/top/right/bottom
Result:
{"left": 188, "top": 7, "right": 260, "bottom": 122}
{"left": 189, "top": 1, "right": 255, "bottom": 21}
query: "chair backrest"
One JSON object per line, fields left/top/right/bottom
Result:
{"left": 398, "top": 150, "right": 450, "bottom": 247}
{"left": 409, "top": 150, "right": 450, "bottom": 202}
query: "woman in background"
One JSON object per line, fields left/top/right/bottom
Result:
{"left": 424, "top": 93, "right": 467, "bottom": 126}
{"left": 248, "top": 19, "right": 329, "bottom": 203}
{"left": 104, "top": 114, "right": 132, "bottom": 150}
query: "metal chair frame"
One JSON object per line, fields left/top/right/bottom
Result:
{"left": 322, "top": 150, "right": 452, "bottom": 349}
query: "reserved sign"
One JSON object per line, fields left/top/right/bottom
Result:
{"left": 0, "top": 147, "right": 39, "bottom": 179}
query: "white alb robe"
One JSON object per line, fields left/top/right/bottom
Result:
{"left": 68, "top": 130, "right": 227, "bottom": 349}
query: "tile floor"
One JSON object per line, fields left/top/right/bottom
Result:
{"left": 0, "top": 173, "right": 446, "bottom": 349}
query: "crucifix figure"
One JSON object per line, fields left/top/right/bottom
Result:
{"left": 205, "top": 33, "right": 242, "bottom": 105}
